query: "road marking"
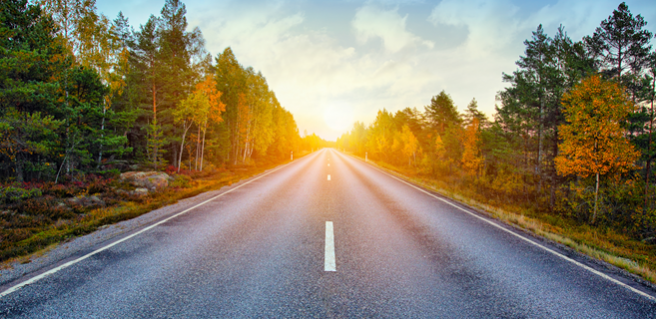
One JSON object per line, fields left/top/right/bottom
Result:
{"left": 325, "top": 221, "right": 336, "bottom": 271}
{"left": 328, "top": 163, "right": 330, "bottom": 166}
{"left": 341, "top": 151, "right": 656, "bottom": 302}
{"left": 0, "top": 155, "right": 308, "bottom": 298}
{"left": 327, "top": 174, "right": 331, "bottom": 181}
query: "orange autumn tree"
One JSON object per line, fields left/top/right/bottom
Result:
{"left": 461, "top": 118, "right": 483, "bottom": 176}
{"left": 195, "top": 76, "right": 225, "bottom": 171}
{"left": 555, "top": 75, "right": 639, "bottom": 223}
{"left": 174, "top": 76, "right": 225, "bottom": 172}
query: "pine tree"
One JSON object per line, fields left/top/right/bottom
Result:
{"left": 424, "top": 90, "right": 461, "bottom": 135}
{"left": 0, "top": 0, "right": 71, "bottom": 181}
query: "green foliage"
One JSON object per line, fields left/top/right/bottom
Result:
{"left": 0, "top": 187, "right": 42, "bottom": 204}
{"left": 170, "top": 174, "right": 192, "bottom": 188}
{"left": 1, "top": 0, "right": 307, "bottom": 182}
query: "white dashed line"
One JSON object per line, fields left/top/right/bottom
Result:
{"left": 325, "top": 221, "right": 336, "bottom": 271}
{"left": 327, "top": 175, "right": 331, "bottom": 181}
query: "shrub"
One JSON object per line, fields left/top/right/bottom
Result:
{"left": 0, "top": 187, "right": 42, "bottom": 204}
{"left": 170, "top": 175, "right": 193, "bottom": 188}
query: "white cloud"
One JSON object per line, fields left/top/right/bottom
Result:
{"left": 428, "top": 0, "right": 521, "bottom": 55}
{"left": 353, "top": 5, "right": 434, "bottom": 53}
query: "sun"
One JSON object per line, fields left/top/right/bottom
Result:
{"left": 323, "top": 103, "right": 354, "bottom": 133}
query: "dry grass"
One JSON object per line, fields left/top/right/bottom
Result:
{"left": 358, "top": 155, "right": 656, "bottom": 285}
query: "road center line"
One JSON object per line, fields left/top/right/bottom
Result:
{"left": 341, "top": 151, "right": 656, "bottom": 302}
{"left": 327, "top": 174, "right": 331, "bottom": 181}
{"left": 325, "top": 221, "right": 336, "bottom": 271}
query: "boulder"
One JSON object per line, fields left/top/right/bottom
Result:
{"left": 133, "top": 188, "right": 149, "bottom": 196}
{"left": 120, "top": 171, "right": 170, "bottom": 191}
{"left": 67, "top": 195, "right": 105, "bottom": 207}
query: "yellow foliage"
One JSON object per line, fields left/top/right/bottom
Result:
{"left": 555, "top": 75, "right": 639, "bottom": 178}
{"left": 461, "top": 118, "right": 482, "bottom": 176}
{"left": 400, "top": 125, "right": 418, "bottom": 165}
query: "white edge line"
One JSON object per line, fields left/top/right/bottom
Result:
{"left": 0, "top": 156, "right": 306, "bottom": 298}
{"left": 337, "top": 150, "right": 656, "bottom": 302}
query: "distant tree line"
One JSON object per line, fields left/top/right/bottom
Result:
{"left": 0, "top": 0, "right": 320, "bottom": 183}
{"left": 337, "top": 2, "right": 656, "bottom": 239}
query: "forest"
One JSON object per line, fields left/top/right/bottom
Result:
{"left": 0, "top": 0, "right": 334, "bottom": 261}
{"left": 0, "top": 0, "right": 327, "bottom": 184}
{"left": 337, "top": 3, "right": 656, "bottom": 243}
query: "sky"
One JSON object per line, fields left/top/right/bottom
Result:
{"left": 96, "top": 0, "right": 656, "bottom": 140}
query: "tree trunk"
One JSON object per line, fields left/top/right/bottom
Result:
{"left": 593, "top": 172, "right": 600, "bottom": 224}
{"left": 146, "top": 119, "right": 151, "bottom": 161}
{"left": 645, "top": 76, "right": 655, "bottom": 210}
{"left": 15, "top": 157, "right": 24, "bottom": 182}
{"left": 152, "top": 76, "right": 158, "bottom": 166}
{"left": 243, "top": 124, "right": 251, "bottom": 163}
{"left": 97, "top": 100, "right": 106, "bottom": 168}
{"left": 200, "top": 121, "right": 207, "bottom": 171}
{"left": 537, "top": 97, "right": 544, "bottom": 193}
{"left": 550, "top": 129, "right": 559, "bottom": 210}
{"left": 177, "top": 121, "right": 191, "bottom": 173}
{"left": 195, "top": 125, "right": 200, "bottom": 170}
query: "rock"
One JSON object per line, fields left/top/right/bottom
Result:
{"left": 67, "top": 196, "right": 82, "bottom": 206}
{"left": 88, "top": 195, "right": 105, "bottom": 206}
{"left": 67, "top": 195, "right": 105, "bottom": 207}
{"left": 120, "top": 171, "right": 169, "bottom": 191}
{"left": 133, "top": 188, "right": 149, "bottom": 196}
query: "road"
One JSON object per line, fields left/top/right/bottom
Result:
{"left": 0, "top": 149, "right": 654, "bottom": 318}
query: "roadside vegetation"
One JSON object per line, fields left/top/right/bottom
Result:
{"left": 337, "top": 3, "right": 656, "bottom": 283}
{"left": 0, "top": 156, "right": 317, "bottom": 266}
{"left": 0, "top": 0, "right": 331, "bottom": 263}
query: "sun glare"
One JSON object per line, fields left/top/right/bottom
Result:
{"left": 323, "top": 103, "right": 354, "bottom": 133}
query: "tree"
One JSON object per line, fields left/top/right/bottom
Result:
{"left": 584, "top": 2, "right": 653, "bottom": 81}
{"left": 39, "top": 0, "right": 97, "bottom": 56}
{"left": 132, "top": 15, "right": 164, "bottom": 166}
{"left": 0, "top": 0, "right": 73, "bottom": 181}
{"left": 464, "top": 98, "right": 488, "bottom": 127}
{"left": 215, "top": 47, "right": 247, "bottom": 164}
{"left": 424, "top": 90, "right": 461, "bottom": 135}
{"left": 644, "top": 52, "right": 656, "bottom": 208}
{"left": 173, "top": 90, "right": 200, "bottom": 172}
{"left": 194, "top": 75, "right": 224, "bottom": 171}
{"left": 399, "top": 125, "right": 418, "bottom": 166}
{"left": 555, "top": 75, "right": 640, "bottom": 223}
{"left": 462, "top": 118, "right": 482, "bottom": 176}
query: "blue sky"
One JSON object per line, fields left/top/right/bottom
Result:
{"left": 97, "top": 0, "right": 656, "bottom": 140}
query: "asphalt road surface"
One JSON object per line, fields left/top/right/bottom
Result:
{"left": 0, "top": 149, "right": 655, "bottom": 318}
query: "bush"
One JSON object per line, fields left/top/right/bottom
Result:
{"left": 170, "top": 175, "right": 193, "bottom": 188}
{"left": 0, "top": 187, "right": 42, "bottom": 204}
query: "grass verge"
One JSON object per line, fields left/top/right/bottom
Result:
{"left": 354, "top": 154, "right": 656, "bottom": 286}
